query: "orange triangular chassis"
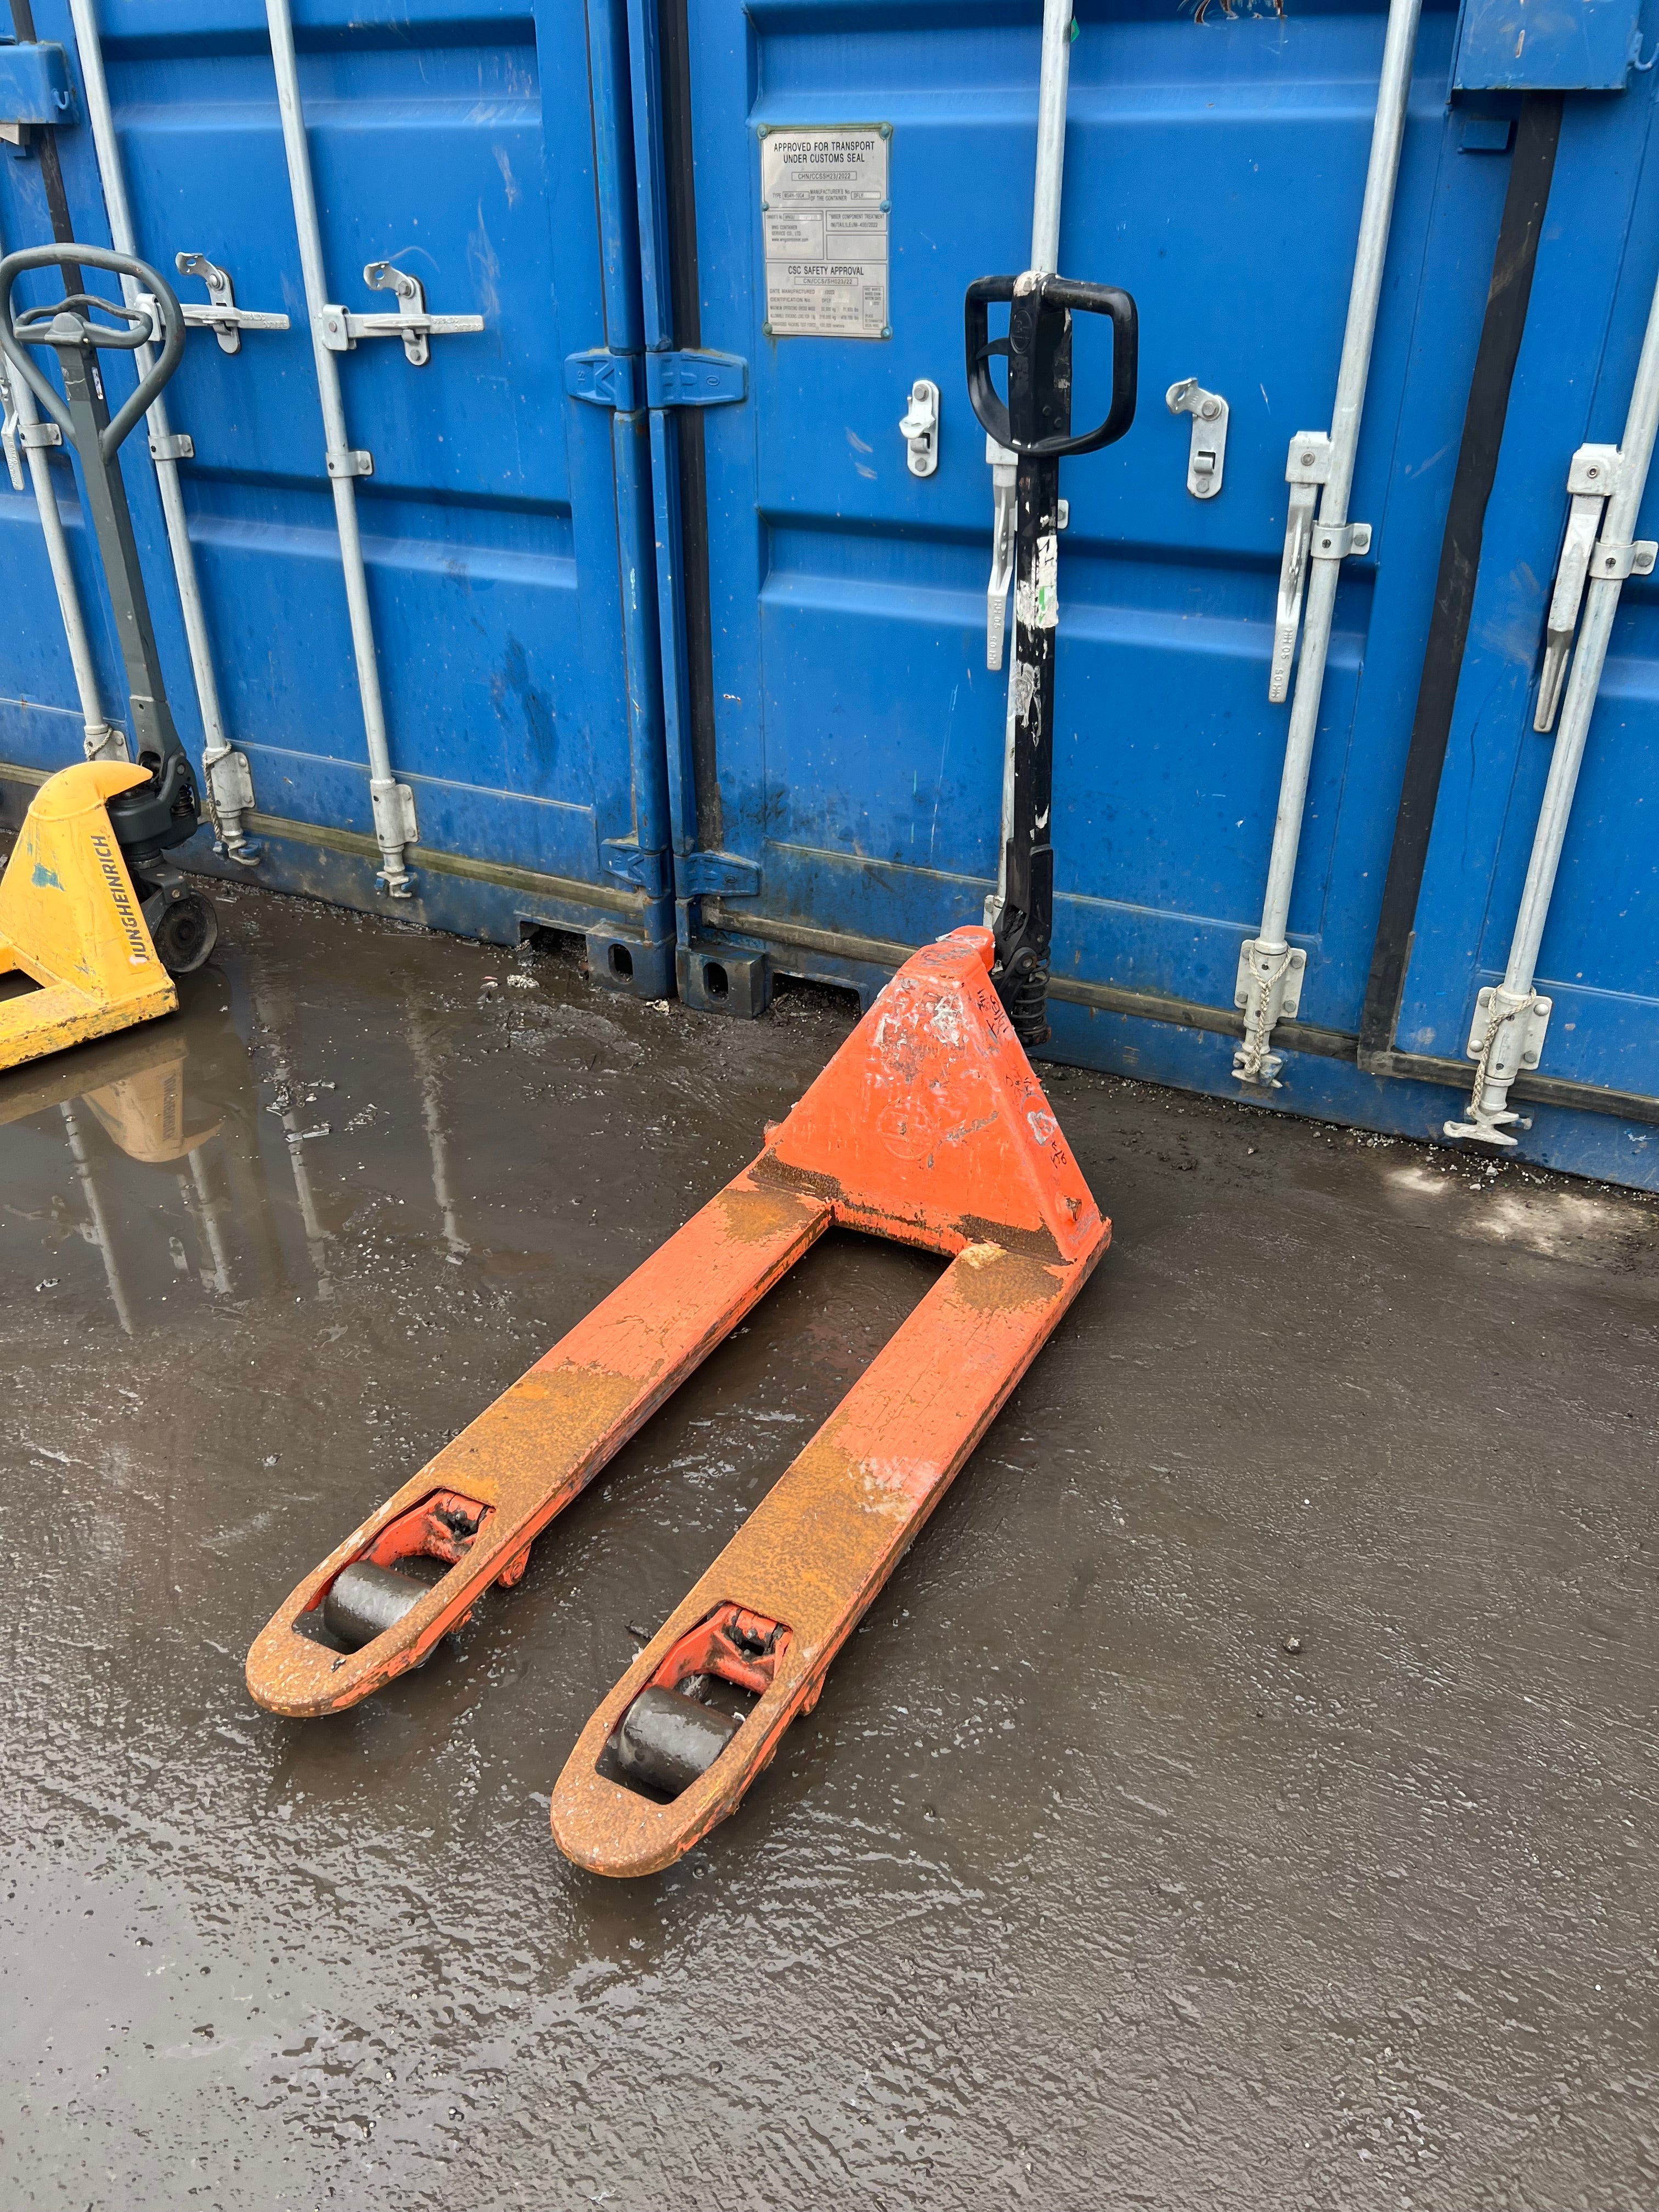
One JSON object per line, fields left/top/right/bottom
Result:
{"left": 245, "top": 929, "right": 1110, "bottom": 1868}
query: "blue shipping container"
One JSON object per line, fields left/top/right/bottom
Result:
{"left": 1, "top": 0, "right": 1657, "bottom": 1187}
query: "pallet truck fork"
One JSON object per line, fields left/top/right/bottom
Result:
{"left": 0, "top": 244, "right": 219, "bottom": 1073}
{"left": 246, "top": 928, "right": 1110, "bottom": 1871}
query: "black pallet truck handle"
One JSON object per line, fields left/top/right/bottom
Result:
{"left": 0, "top": 242, "right": 185, "bottom": 461}
{"left": 964, "top": 272, "right": 1138, "bottom": 457}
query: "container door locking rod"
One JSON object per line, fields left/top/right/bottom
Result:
{"left": 1444, "top": 250, "right": 1659, "bottom": 1146}
{"left": 0, "top": 291, "right": 116, "bottom": 761}
{"left": 67, "top": 0, "right": 266, "bottom": 862}
{"left": 3, "top": 1, "right": 120, "bottom": 761}
{"left": 965, "top": 0, "right": 1137, "bottom": 1049}
{"left": 260, "top": 0, "right": 487, "bottom": 896}
{"left": 1234, "top": 0, "right": 1421, "bottom": 1087}
{"left": 247, "top": 927, "right": 1110, "bottom": 1875}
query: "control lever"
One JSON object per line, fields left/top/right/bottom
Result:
{"left": 966, "top": 270, "right": 1137, "bottom": 1045}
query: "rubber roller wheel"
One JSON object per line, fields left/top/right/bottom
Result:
{"left": 616, "top": 1685, "right": 742, "bottom": 1798}
{"left": 322, "top": 1561, "right": 427, "bottom": 1650}
{"left": 150, "top": 889, "right": 219, "bottom": 977}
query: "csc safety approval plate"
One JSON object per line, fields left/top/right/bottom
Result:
{"left": 760, "top": 123, "right": 890, "bottom": 339}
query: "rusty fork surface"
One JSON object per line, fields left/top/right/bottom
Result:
{"left": 245, "top": 1176, "right": 831, "bottom": 1716}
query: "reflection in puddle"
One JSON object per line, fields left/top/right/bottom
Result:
{"left": 252, "top": 976, "right": 336, "bottom": 1302}
{"left": 0, "top": 950, "right": 481, "bottom": 1336}
{"left": 409, "top": 996, "right": 469, "bottom": 1266}
{"left": 58, "top": 1097, "right": 136, "bottom": 1336}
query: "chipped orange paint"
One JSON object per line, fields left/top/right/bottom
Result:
{"left": 246, "top": 926, "right": 1110, "bottom": 1867}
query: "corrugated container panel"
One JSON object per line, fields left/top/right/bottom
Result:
{"left": 2, "top": 0, "right": 1657, "bottom": 1186}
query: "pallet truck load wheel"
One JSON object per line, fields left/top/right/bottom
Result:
{"left": 149, "top": 889, "right": 219, "bottom": 978}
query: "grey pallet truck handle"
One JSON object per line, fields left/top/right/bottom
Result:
{"left": 0, "top": 242, "right": 185, "bottom": 460}
{"left": 964, "top": 272, "right": 1138, "bottom": 458}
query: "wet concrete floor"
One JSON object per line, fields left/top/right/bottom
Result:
{"left": 1, "top": 885, "right": 1655, "bottom": 2211}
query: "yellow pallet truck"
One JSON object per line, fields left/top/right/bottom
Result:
{"left": 0, "top": 242, "right": 219, "bottom": 1074}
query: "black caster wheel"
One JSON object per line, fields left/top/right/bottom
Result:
{"left": 151, "top": 888, "right": 219, "bottom": 976}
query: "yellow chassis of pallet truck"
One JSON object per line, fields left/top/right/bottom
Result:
{"left": 0, "top": 760, "right": 178, "bottom": 1074}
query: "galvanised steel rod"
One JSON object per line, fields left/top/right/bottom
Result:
{"left": 1511, "top": 300, "right": 1659, "bottom": 985}
{"left": 1029, "top": 0, "right": 1073, "bottom": 277}
{"left": 1235, "top": 0, "right": 1423, "bottom": 1085}
{"left": 264, "top": 0, "right": 416, "bottom": 895}
{"left": 0, "top": 342, "right": 117, "bottom": 758}
{"left": 66, "top": 0, "right": 257, "bottom": 850}
{"left": 1451, "top": 251, "right": 1659, "bottom": 1139}
{"left": 0, "top": 119, "right": 116, "bottom": 757}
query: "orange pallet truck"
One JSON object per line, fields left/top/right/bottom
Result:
{"left": 246, "top": 927, "right": 1109, "bottom": 1874}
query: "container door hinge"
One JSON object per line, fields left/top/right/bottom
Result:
{"left": 601, "top": 839, "right": 672, "bottom": 900}
{"left": 0, "top": 41, "right": 77, "bottom": 149}
{"left": 565, "top": 351, "right": 641, "bottom": 410}
{"left": 678, "top": 849, "right": 761, "bottom": 898}
{"left": 645, "top": 351, "right": 748, "bottom": 408}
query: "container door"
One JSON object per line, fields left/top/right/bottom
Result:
{"left": 1397, "top": 69, "right": 1659, "bottom": 1137}
{"left": 2, "top": 0, "right": 666, "bottom": 961}
{"left": 657, "top": 0, "right": 1518, "bottom": 1045}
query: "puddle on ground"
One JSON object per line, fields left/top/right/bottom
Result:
{"left": 2, "top": 885, "right": 1656, "bottom": 2211}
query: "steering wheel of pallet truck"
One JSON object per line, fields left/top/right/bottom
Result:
{"left": 0, "top": 242, "right": 185, "bottom": 462}
{"left": 964, "top": 271, "right": 1138, "bottom": 458}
